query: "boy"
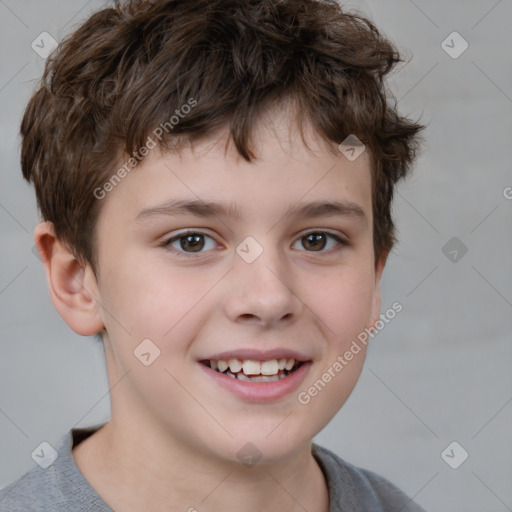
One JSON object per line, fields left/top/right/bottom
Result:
{"left": 0, "top": 0, "right": 426, "bottom": 510}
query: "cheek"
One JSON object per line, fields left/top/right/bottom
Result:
{"left": 297, "top": 270, "right": 374, "bottom": 431}
{"left": 97, "top": 261, "right": 207, "bottom": 419}
{"left": 291, "top": 263, "right": 375, "bottom": 404}
{"left": 101, "top": 255, "right": 180, "bottom": 328}
{"left": 98, "top": 256, "right": 218, "bottom": 363}
{"left": 311, "top": 264, "right": 376, "bottom": 348}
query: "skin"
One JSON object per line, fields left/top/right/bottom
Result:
{"left": 35, "top": 107, "right": 387, "bottom": 512}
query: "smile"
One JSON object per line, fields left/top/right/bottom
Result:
{"left": 198, "top": 356, "right": 312, "bottom": 402}
{"left": 201, "top": 358, "right": 304, "bottom": 383}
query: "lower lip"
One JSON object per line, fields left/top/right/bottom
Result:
{"left": 198, "top": 361, "right": 312, "bottom": 402}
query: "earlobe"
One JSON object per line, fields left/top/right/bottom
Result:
{"left": 34, "top": 221, "right": 105, "bottom": 336}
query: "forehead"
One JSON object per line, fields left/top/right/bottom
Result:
{"left": 96, "top": 108, "right": 373, "bottom": 229}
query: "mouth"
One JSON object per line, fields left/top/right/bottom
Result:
{"left": 199, "top": 358, "right": 305, "bottom": 383}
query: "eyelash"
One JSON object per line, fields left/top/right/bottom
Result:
{"left": 162, "top": 230, "right": 348, "bottom": 258}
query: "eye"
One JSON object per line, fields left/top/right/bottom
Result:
{"left": 163, "top": 230, "right": 218, "bottom": 257}
{"left": 292, "top": 231, "right": 347, "bottom": 253}
{"left": 162, "top": 230, "right": 347, "bottom": 258}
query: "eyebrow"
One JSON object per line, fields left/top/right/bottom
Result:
{"left": 135, "top": 198, "right": 367, "bottom": 224}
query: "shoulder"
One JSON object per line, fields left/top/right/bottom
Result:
{"left": 312, "top": 443, "right": 427, "bottom": 512}
{"left": 0, "top": 463, "right": 66, "bottom": 511}
{"left": 0, "top": 427, "right": 112, "bottom": 512}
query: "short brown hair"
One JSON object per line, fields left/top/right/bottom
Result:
{"left": 21, "top": 0, "right": 424, "bottom": 274}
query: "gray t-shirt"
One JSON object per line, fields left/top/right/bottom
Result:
{"left": 0, "top": 425, "right": 426, "bottom": 511}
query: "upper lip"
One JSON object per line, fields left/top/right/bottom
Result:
{"left": 200, "top": 348, "right": 311, "bottom": 362}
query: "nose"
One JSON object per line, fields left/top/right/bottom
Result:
{"left": 223, "top": 242, "right": 303, "bottom": 328}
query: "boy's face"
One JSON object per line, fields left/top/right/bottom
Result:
{"left": 87, "top": 111, "right": 384, "bottom": 464}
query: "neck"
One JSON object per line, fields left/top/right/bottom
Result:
{"left": 73, "top": 418, "right": 329, "bottom": 512}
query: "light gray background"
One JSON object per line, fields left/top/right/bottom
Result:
{"left": 1, "top": 1, "right": 511, "bottom": 511}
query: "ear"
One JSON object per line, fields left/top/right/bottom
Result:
{"left": 369, "top": 251, "right": 388, "bottom": 328}
{"left": 34, "top": 221, "right": 105, "bottom": 336}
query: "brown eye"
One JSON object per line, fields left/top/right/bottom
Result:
{"left": 302, "top": 233, "right": 327, "bottom": 251}
{"left": 178, "top": 234, "right": 204, "bottom": 252}
{"left": 293, "top": 231, "right": 346, "bottom": 253}
{"left": 164, "top": 231, "right": 217, "bottom": 257}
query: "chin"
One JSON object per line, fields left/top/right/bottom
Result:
{"left": 214, "top": 424, "right": 314, "bottom": 467}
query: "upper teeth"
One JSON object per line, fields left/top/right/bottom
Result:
{"left": 210, "top": 358, "right": 296, "bottom": 376}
